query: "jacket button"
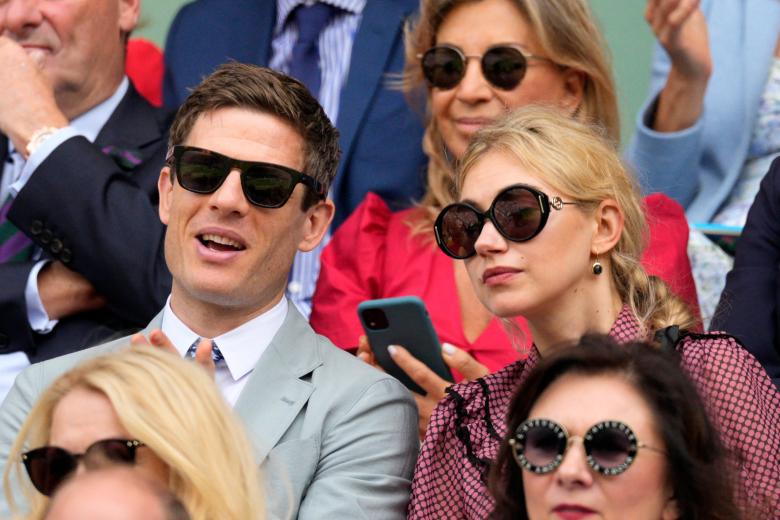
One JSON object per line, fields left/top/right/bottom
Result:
{"left": 40, "top": 229, "right": 52, "bottom": 244}
{"left": 0, "top": 333, "right": 8, "bottom": 351}
{"left": 30, "top": 220, "right": 43, "bottom": 235}
{"left": 50, "top": 238, "right": 63, "bottom": 254}
{"left": 30, "top": 220, "right": 43, "bottom": 236}
{"left": 61, "top": 248, "right": 73, "bottom": 264}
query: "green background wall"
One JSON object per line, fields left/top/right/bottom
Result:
{"left": 135, "top": 1, "right": 655, "bottom": 144}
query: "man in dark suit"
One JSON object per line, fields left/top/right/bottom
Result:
{"left": 163, "top": 0, "right": 428, "bottom": 315}
{"left": 0, "top": 0, "right": 171, "bottom": 397}
{"left": 712, "top": 157, "right": 780, "bottom": 390}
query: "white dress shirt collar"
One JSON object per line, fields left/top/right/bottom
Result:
{"left": 161, "top": 296, "right": 288, "bottom": 399}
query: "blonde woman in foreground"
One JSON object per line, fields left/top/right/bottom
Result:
{"left": 409, "top": 107, "right": 780, "bottom": 519}
{"left": 3, "top": 347, "right": 264, "bottom": 520}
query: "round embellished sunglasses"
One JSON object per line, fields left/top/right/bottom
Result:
{"left": 419, "top": 44, "right": 554, "bottom": 91}
{"left": 434, "top": 184, "right": 577, "bottom": 259}
{"left": 22, "top": 438, "right": 145, "bottom": 496}
{"left": 510, "top": 418, "right": 665, "bottom": 476}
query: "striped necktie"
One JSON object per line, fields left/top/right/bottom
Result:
{"left": 185, "top": 338, "right": 224, "bottom": 364}
{"left": 0, "top": 151, "right": 33, "bottom": 263}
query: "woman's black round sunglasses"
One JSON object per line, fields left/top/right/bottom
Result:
{"left": 419, "top": 44, "right": 553, "bottom": 91}
{"left": 434, "top": 184, "right": 577, "bottom": 259}
{"left": 170, "top": 145, "right": 326, "bottom": 208}
{"left": 22, "top": 438, "right": 144, "bottom": 496}
{"left": 510, "top": 418, "right": 664, "bottom": 476}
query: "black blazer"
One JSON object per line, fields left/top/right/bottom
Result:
{"left": 712, "top": 156, "right": 780, "bottom": 389}
{"left": 0, "top": 85, "right": 173, "bottom": 362}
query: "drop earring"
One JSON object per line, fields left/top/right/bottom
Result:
{"left": 592, "top": 254, "right": 603, "bottom": 275}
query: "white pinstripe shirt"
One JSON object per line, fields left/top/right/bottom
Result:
{"left": 270, "top": 0, "right": 365, "bottom": 318}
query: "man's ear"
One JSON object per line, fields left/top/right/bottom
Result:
{"left": 298, "top": 199, "right": 335, "bottom": 253}
{"left": 118, "top": 0, "right": 141, "bottom": 34}
{"left": 558, "top": 67, "right": 586, "bottom": 117}
{"left": 590, "top": 198, "right": 623, "bottom": 257}
{"left": 158, "top": 167, "right": 173, "bottom": 225}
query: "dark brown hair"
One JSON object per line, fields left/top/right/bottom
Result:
{"left": 490, "top": 335, "right": 742, "bottom": 520}
{"left": 168, "top": 62, "right": 340, "bottom": 209}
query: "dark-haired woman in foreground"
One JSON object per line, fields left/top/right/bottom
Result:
{"left": 408, "top": 107, "right": 779, "bottom": 519}
{"left": 491, "top": 335, "right": 741, "bottom": 520}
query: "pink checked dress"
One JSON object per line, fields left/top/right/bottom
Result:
{"left": 407, "top": 306, "right": 780, "bottom": 519}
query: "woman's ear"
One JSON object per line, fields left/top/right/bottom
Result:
{"left": 661, "top": 495, "right": 680, "bottom": 520}
{"left": 558, "top": 68, "right": 586, "bottom": 116}
{"left": 590, "top": 198, "right": 623, "bottom": 257}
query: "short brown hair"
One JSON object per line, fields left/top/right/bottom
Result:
{"left": 168, "top": 62, "right": 340, "bottom": 209}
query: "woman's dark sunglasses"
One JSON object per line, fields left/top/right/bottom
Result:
{"left": 434, "top": 184, "right": 577, "bottom": 259}
{"left": 22, "top": 439, "right": 144, "bottom": 496}
{"left": 420, "top": 44, "right": 552, "bottom": 91}
{"left": 510, "top": 418, "right": 664, "bottom": 476}
{"left": 170, "top": 145, "right": 326, "bottom": 208}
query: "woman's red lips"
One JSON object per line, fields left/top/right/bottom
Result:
{"left": 552, "top": 504, "right": 597, "bottom": 520}
{"left": 481, "top": 266, "right": 522, "bottom": 284}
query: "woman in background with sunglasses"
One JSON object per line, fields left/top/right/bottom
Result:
{"left": 2, "top": 347, "right": 264, "bottom": 520}
{"left": 490, "top": 335, "right": 742, "bottom": 520}
{"left": 310, "top": 0, "right": 697, "bottom": 437}
{"left": 408, "top": 107, "right": 779, "bottom": 519}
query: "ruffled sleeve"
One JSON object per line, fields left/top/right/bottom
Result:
{"left": 310, "top": 193, "right": 392, "bottom": 349}
{"left": 642, "top": 193, "right": 701, "bottom": 322}
{"left": 677, "top": 333, "right": 780, "bottom": 517}
{"left": 408, "top": 361, "right": 528, "bottom": 519}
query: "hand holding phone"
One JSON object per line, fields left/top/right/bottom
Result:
{"left": 358, "top": 296, "right": 453, "bottom": 394}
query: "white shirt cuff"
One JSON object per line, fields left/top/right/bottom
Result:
{"left": 25, "top": 260, "right": 59, "bottom": 333}
{"left": 10, "top": 127, "right": 83, "bottom": 196}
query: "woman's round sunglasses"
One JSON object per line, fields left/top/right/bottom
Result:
{"left": 434, "top": 184, "right": 577, "bottom": 259}
{"left": 22, "top": 438, "right": 144, "bottom": 496}
{"left": 170, "top": 145, "right": 326, "bottom": 208}
{"left": 510, "top": 418, "right": 664, "bottom": 476}
{"left": 419, "top": 44, "right": 553, "bottom": 91}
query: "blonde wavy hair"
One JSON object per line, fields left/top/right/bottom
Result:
{"left": 403, "top": 0, "right": 619, "bottom": 232}
{"left": 457, "top": 107, "right": 696, "bottom": 335}
{"left": 3, "top": 348, "right": 265, "bottom": 520}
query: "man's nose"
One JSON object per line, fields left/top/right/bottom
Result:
{"left": 208, "top": 169, "right": 250, "bottom": 215}
{"left": 1, "top": 0, "right": 44, "bottom": 37}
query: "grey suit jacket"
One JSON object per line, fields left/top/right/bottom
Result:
{"left": 0, "top": 303, "right": 419, "bottom": 519}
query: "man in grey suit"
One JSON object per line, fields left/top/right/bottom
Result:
{"left": 0, "top": 63, "right": 418, "bottom": 519}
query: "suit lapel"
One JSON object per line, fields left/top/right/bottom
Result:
{"left": 93, "top": 85, "right": 165, "bottom": 154}
{"left": 234, "top": 305, "right": 323, "bottom": 464}
{"left": 251, "top": 0, "right": 276, "bottom": 65}
{"left": 332, "top": 1, "right": 413, "bottom": 193}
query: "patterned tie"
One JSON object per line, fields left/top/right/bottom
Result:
{"left": 185, "top": 338, "right": 224, "bottom": 364}
{"left": 288, "top": 2, "right": 336, "bottom": 98}
{"left": 0, "top": 151, "right": 33, "bottom": 263}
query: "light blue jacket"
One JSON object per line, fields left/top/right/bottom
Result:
{"left": 627, "top": 0, "right": 780, "bottom": 222}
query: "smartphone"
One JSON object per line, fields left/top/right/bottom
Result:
{"left": 358, "top": 296, "right": 453, "bottom": 395}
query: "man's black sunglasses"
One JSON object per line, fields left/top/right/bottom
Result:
{"left": 22, "top": 438, "right": 144, "bottom": 496}
{"left": 434, "top": 184, "right": 577, "bottom": 259}
{"left": 170, "top": 145, "right": 326, "bottom": 208}
{"left": 419, "top": 44, "right": 553, "bottom": 91}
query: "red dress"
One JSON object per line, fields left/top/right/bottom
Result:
{"left": 311, "top": 193, "right": 700, "bottom": 380}
{"left": 407, "top": 307, "right": 780, "bottom": 519}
